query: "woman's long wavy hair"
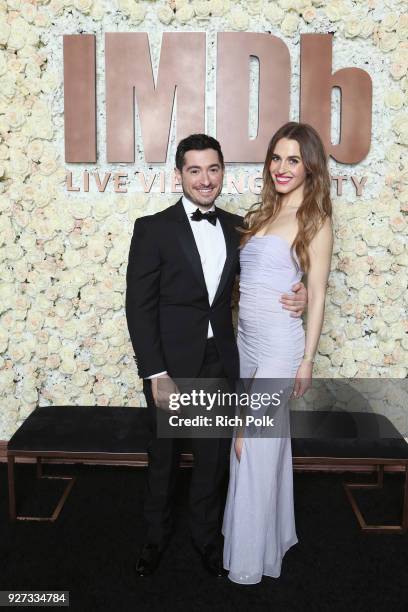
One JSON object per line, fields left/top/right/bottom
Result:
{"left": 240, "top": 122, "right": 332, "bottom": 273}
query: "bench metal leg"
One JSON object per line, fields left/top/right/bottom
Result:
{"left": 9, "top": 457, "right": 76, "bottom": 522}
{"left": 343, "top": 464, "right": 407, "bottom": 534}
{"left": 8, "top": 455, "right": 16, "bottom": 521}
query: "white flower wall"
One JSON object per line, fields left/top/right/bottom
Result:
{"left": 0, "top": 0, "right": 407, "bottom": 439}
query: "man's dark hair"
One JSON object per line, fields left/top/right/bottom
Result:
{"left": 175, "top": 134, "right": 224, "bottom": 171}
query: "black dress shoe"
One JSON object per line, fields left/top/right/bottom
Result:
{"left": 198, "top": 543, "right": 227, "bottom": 578}
{"left": 135, "top": 543, "right": 162, "bottom": 577}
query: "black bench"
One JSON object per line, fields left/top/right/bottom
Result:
{"left": 7, "top": 405, "right": 408, "bottom": 533}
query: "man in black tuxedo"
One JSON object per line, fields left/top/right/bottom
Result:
{"left": 126, "top": 134, "right": 306, "bottom": 577}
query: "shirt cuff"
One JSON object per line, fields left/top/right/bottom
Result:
{"left": 146, "top": 371, "right": 168, "bottom": 379}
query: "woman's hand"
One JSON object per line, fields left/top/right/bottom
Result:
{"left": 291, "top": 360, "right": 313, "bottom": 399}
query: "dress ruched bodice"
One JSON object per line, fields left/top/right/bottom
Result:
{"left": 238, "top": 235, "right": 305, "bottom": 379}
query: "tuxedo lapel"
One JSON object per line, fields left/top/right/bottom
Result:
{"left": 173, "top": 199, "right": 207, "bottom": 291}
{"left": 212, "top": 207, "right": 239, "bottom": 304}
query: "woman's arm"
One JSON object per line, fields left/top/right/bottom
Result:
{"left": 293, "top": 217, "right": 333, "bottom": 397}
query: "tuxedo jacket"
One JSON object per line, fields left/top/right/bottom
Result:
{"left": 126, "top": 199, "right": 243, "bottom": 380}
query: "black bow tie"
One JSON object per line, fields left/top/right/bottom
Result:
{"left": 190, "top": 208, "right": 218, "bottom": 226}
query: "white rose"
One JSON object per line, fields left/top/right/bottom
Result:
{"left": 355, "top": 241, "right": 367, "bottom": 256}
{"left": 325, "top": 0, "right": 345, "bottom": 21}
{"left": 60, "top": 359, "right": 77, "bottom": 374}
{"left": 8, "top": 152, "right": 30, "bottom": 177}
{"left": 382, "top": 13, "right": 398, "bottom": 31}
{"left": 26, "top": 311, "right": 44, "bottom": 333}
{"left": 330, "top": 289, "right": 348, "bottom": 305}
{"left": 281, "top": 13, "right": 299, "bottom": 36}
{"left": 386, "top": 144, "right": 404, "bottom": 162}
{"left": 345, "top": 323, "right": 363, "bottom": 339}
{"left": 75, "top": 393, "right": 95, "bottom": 406}
{"left": 390, "top": 60, "right": 407, "bottom": 80}
{"left": 27, "top": 140, "right": 44, "bottom": 161}
{"left": 95, "top": 381, "right": 116, "bottom": 398}
{"left": 357, "top": 17, "right": 374, "bottom": 38}
{"left": 102, "top": 364, "right": 121, "bottom": 378}
{"left": 107, "top": 246, "right": 126, "bottom": 268}
{"left": 0, "top": 326, "right": 8, "bottom": 351}
{"left": 358, "top": 286, "right": 377, "bottom": 306}
{"left": 378, "top": 31, "right": 399, "bottom": 52}
{"left": 317, "top": 335, "right": 334, "bottom": 355}
{"left": 100, "top": 319, "right": 117, "bottom": 338}
{"left": 379, "top": 339, "right": 396, "bottom": 356}
{"left": 0, "top": 144, "right": 9, "bottom": 160}
{"left": 117, "top": 0, "right": 132, "bottom": 14}
{"left": 396, "top": 14, "right": 408, "bottom": 40}
{"left": 346, "top": 272, "right": 366, "bottom": 290}
{"left": 0, "top": 19, "right": 10, "bottom": 46}
{"left": 92, "top": 200, "right": 111, "bottom": 221}
{"left": 8, "top": 343, "right": 26, "bottom": 363}
{"left": 22, "top": 388, "right": 38, "bottom": 404}
{"left": 382, "top": 305, "right": 401, "bottom": 324}
{"left": 129, "top": 5, "right": 146, "bottom": 24}
{"left": 390, "top": 215, "right": 407, "bottom": 232}
{"left": 48, "top": 336, "right": 61, "bottom": 354}
{"left": 365, "top": 348, "right": 383, "bottom": 366}
{"left": 0, "top": 369, "right": 15, "bottom": 394}
{"left": 302, "top": 6, "right": 316, "bottom": 23}
{"left": 35, "top": 9, "right": 51, "bottom": 27}
{"left": 385, "top": 89, "right": 404, "bottom": 110}
{"left": 61, "top": 320, "right": 78, "bottom": 339}
{"left": 157, "top": 5, "right": 174, "bottom": 24}
{"left": 0, "top": 75, "right": 16, "bottom": 99}
{"left": 49, "top": 0, "right": 64, "bottom": 15}
{"left": 112, "top": 293, "right": 123, "bottom": 312}
{"left": 175, "top": 5, "right": 195, "bottom": 24}
{"left": 72, "top": 371, "right": 89, "bottom": 387}
{"left": 73, "top": 0, "right": 93, "bottom": 13}
{"left": 87, "top": 237, "right": 107, "bottom": 263}
{"left": 92, "top": 340, "right": 109, "bottom": 355}
{"left": 372, "top": 254, "right": 393, "bottom": 272}
{"left": 63, "top": 249, "right": 82, "bottom": 269}
{"left": 389, "top": 238, "right": 404, "bottom": 255}
{"left": 7, "top": 19, "right": 29, "bottom": 51}
{"left": 209, "top": 0, "right": 230, "bottom": 16}
{"left": 67, "top": 200, "right": 91, "bottom": 220}
{"left": 344, "top": 19, "right": 362, "bottom": 38}
{"left": 228, "top": 8, "right": 249, "bottom": 30}
{"left": 4, "top": 244, "right": 23, "bottom": 261}
{"left": 38, "top": 157, "right": 58, "bottom": 176}
{"left": 5, "top": 107, "right": 26, "bottom": 130}
{"left": 109, "top": 332, "right": 126, "bottom": 347}
{"left": 246, "top": 0, "right": 262, "bottom": 16}
{"left": 193, "top": 1, "right": 211, "bottom": 18}
{"left": 353, "top": 343, "right": 371, "bottom": 362}
{"left": 89, "top": 0, "right": 104, "bottom": 19}
{"left": 340, "top": 359, "right": 358, "bottom": 378}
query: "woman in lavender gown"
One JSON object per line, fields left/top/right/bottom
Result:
{"left": 223, "top": 122, "right": 333, "bottom": 584}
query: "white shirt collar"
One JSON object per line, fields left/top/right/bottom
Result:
{"left": 182, "top": 196, "right": 216, "bottom": 215}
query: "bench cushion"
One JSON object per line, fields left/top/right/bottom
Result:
{"left": 7, "top": 406, "right": 408, "bottom": 461}
{"left": 8, "top": 406, "right": 151, "bottom": 455}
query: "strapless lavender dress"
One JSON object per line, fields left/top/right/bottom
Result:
{"left": 222, "top": 234, "right": 305, "bottom": 584}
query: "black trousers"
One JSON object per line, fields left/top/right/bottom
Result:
{"left": 142, "top": 339, "right": 232, "bottom": 552}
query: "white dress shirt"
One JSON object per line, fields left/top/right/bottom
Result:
{"left": 147, "top": 196, "right": 227, "bottom": 379}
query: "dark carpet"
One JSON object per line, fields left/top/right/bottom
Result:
{"left": 0, "top": 464, "right": 407, "bottom": 612}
